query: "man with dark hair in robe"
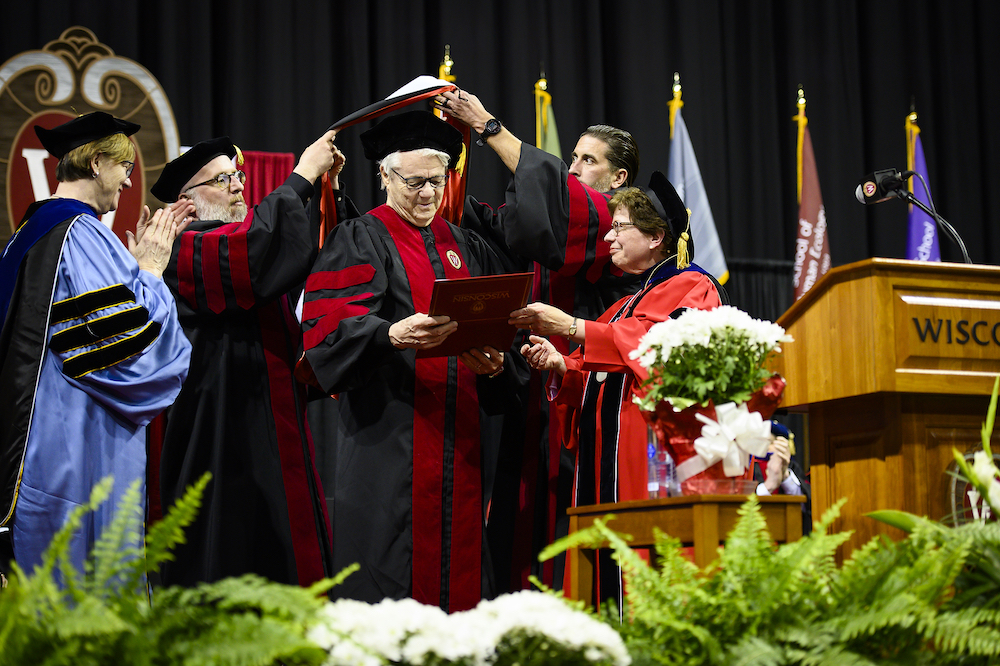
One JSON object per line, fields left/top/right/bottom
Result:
{"left": 150, "top": 129, "right": 346, "bottom": 588}
{"left": 433, "top": 90, "right": 644, "bottom": 591}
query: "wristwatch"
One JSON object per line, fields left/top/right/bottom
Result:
{"left": 568, "top": 317, "right": 578, "bottom": 337}
{"left": 477, "top": 118, "right": 502, "bottom": 146}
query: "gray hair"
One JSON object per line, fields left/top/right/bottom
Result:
{"left": 377, "top": 148, "right": 450, "bottom": 190}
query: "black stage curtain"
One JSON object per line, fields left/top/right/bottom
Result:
{"left": 4, "top": 0, "right": 999, "bottom": 303}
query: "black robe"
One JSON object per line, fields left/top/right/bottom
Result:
{"left": 157, "top": 173, "right": 334, "bottom": 587}
{"left": 461, "top": 144, "right": 642, "bottom": 591}
{"left": 301, "top": 204, "right": 510, "bottom": 613}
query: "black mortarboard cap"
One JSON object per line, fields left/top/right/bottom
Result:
{"left": 34, "top": 111, "right": 140, "bottom": 159}
{"left": 360, "top": 110, "right": 463, "bottom": 167}
{"left": 151, "top": 136, "right": 239, "bottom": 203}
{"left": 646, "top": 170, "right": 694, "bottom": 265}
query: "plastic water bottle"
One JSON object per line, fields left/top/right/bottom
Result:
{"left": 647, "top": 435, "right": 660, "bottom": 499}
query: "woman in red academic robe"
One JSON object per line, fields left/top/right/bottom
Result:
{"left": 512, "top": 172, "right": 725, "bottom": 608}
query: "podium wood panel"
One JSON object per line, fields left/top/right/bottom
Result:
{"left": 770, "top": 259, "right": 1000, "bottom": 556}
{"left": 772, "top": 258, "right": 1000, "bottom": 407}
{"left": 566, "top": 495, "right": 805, "bottom": 607}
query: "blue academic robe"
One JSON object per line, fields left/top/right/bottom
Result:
{"left": 0, "top": 199, "right": 190, "bottom": 574}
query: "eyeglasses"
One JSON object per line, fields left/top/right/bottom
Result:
{"left": 185, "top": 170, "right": 247, "bottom": 192}
{"left": 120, "top": 160, "right": 135, "bottom": 178}
{"left": 391, "top": 168, "right": 448, "bottom": 190}
{"left": 611, "top": 221, "right": 635, "bottom": 235}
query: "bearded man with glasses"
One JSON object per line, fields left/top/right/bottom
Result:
{"left": 148, "top": 130, "right": 349, "bottom": 589}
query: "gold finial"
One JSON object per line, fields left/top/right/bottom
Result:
{"left": 440, "top": 44, "right": 454, "bottom": 78}
{"left": 668, "top": 72, "right": 684, "bottom": 139}
{"left": 793, "top": 86, "right": 808, "bottom": 204}
{"left": 538, "top": 63, "right": 548, "bottom": 91}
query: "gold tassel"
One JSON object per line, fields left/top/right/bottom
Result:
{"left": 233, "top": 144, "right": 245, "bottom": 167}
{"left": 675, "top": 208, "right": 692, "bottom": 269}
{"left": 676, "top": 232, "right": 691, "bottom": 269}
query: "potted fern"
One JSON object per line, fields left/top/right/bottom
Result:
{"left": 0, "top": 474, "right": 343, "bottom": 666}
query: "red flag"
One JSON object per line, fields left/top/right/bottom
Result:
{"left": 792, "top": 98, "right": 830, "bottom": 301}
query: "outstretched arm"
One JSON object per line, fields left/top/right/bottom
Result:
{"left": 434, "top": 89, "right": 522, "bottom": 174}
{"left": 520, "top": 334, "right": 566, "bottom": 376}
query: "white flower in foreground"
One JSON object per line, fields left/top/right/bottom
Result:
{"left": 972, "top": 450, "right": 999, "bottom": 487}
{"left": 309, "top": 591, "right": 630, "bottom": 666}
{"left": 467, "top": 591, "right": 631, "bottom": 666}
{"left": 989, "top": 480, "right": 1000, "bottom": 517}
{"left": 629, "top": 305, "right": 791, "bottom": 371}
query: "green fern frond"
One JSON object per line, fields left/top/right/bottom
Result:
{"left": 929, "top": 607, "right": 1000, "bottom": 656}
{"left": 165, "top": 614, "right": 326, "bottom": 666}
{"left": 723, "top": 634, "right": 785, "bottom": 666}
{"left": 37, "top": 477, "right": 114, "bottom": 600}
{"left": 176, "top": 574, "right": 330, "bottom": 625}
{"left": 982, "top": 376, "right": 999, "bottom": 456}
{"left": 144, "top": 472, "right": 211, "bottom": 574}
{"left": 538, "top": 514, "right": 630, "bottom": 562}
{"left": 87, "top": 477, "right": 147, "bottom": 598}
{"left": 321, "top": 562, "right": 359, "bottom": 593}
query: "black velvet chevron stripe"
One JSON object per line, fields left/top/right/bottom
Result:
{"left": 50, "top": 284, "right": 135, "bottom": 324}
{"left": 49, "top": 306, "right": 150, "bottom": 354}
{"left": 61, "top": 320, "right": 161, "bottom": 379}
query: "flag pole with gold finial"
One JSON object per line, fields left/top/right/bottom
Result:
{"left": 793, "top": 86, "right": 807, "bottom": 204}
{"left": 435, "top": 45, "right": 456, "bottom": 121}
{"left": 905, "top": 98, "right": 919, "bottom": 195}
{"left": 438, "top": 44, "right": 455, "bottom": 83}
{"left": 534, "top": 66, "right": 550, "bottom": 149}
{"left": 668, "top": 72, "right": 684, "bottom": 140}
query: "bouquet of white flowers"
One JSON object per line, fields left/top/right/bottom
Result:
{"left": 631, "top": 305, "right": 790, "bottom": 412}
{"left": 307, "top": 591, "right": 631, "bottom": 666}
{"left": 630, "top": 306, "right": 791, "bottom": 493}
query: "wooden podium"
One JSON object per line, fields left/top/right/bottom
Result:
{"left": 772, "top": 258, "right": 1000, "bottom": 553}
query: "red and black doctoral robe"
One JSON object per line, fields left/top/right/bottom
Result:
{"left": 156, "top": 173, "right": 334, "bottom": 587}
{"left": 300, "top": 204, "right": 510, "bottom": 613}
{"left": 553, "top": 263, "right": 723, "bottom": 608}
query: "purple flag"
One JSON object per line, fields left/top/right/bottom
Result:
{"left": 905, "top": 133, "right": 940, "bottom": 261}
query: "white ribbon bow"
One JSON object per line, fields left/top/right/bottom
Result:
{"left": 689, "top": 402, "right": 772, "bottom": 478}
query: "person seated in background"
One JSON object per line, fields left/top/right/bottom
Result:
{"left": 437, "top": 88, "right": 646, "bottom": 593}
{"left": 753, "top": 421, "right": 812, "bottom": 534}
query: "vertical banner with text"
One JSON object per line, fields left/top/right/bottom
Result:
{"left": 792, "top": 93, "right": 830, "bottom": 301}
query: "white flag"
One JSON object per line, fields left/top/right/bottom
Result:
{"left": 668, "top": 108, "right": 729, "bottom": 283}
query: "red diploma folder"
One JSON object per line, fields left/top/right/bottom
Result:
{"left": 416, "top": 272, "right": 533, "bottom": 358}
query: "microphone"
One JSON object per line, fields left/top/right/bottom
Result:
{"left": 855, "top": 169, "right": 916, "bottom": 204}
